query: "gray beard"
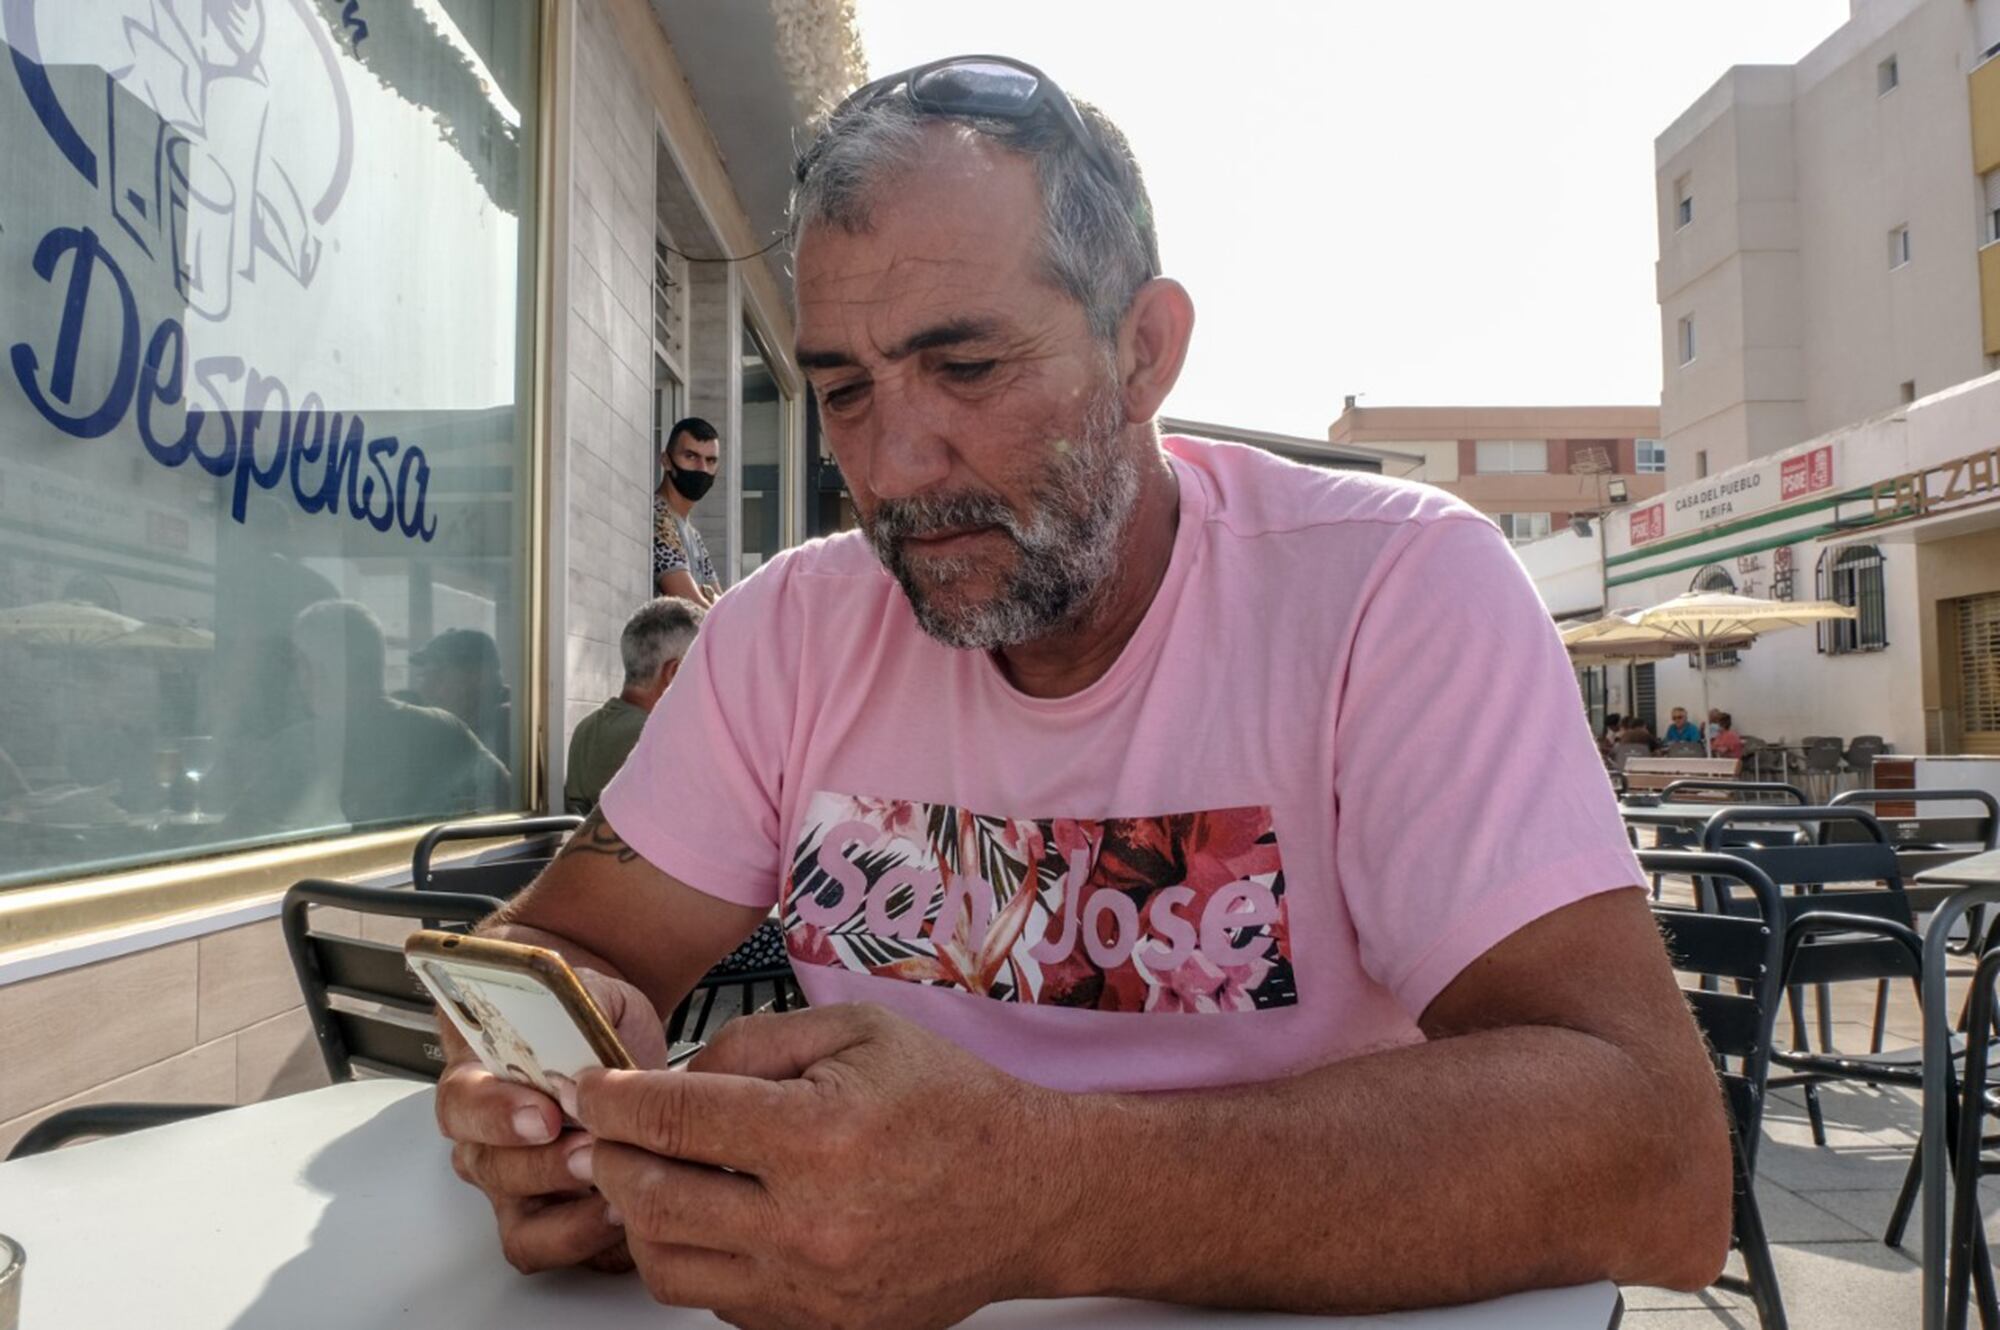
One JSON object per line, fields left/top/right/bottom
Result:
{"left": 863, "top": 384, "right": 1141, "bottom": 650}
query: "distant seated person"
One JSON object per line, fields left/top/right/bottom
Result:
{"left": 1617, "top": 715, "right": 1657, "bottom": 750}
{"left": 409, "top": 627, "right": 513, "bottom": 768}
{"left": 236, "top": 600, "right": 511, "bottom": 830}
{"left": 564, "top": 597, "right": 705, "bottom": 814}
{"left": 1710, "top": 712, "right": 1745, "bottom": 760}
{"left": 1661, "top": 707, "right": 1702, "bottom": 745}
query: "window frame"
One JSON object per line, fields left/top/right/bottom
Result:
{"left": 0, "top": 1, "right": 555, "bottom": 944}
{"left": 1678, "top": 315, "right": 1696, "bottom": 366}
{"left": 1634, "top": 439, "right": 1667, "bottom": 474}
{"left": 1475, "top": 440, "right": 1550, "bottom": 475}
{"left": 1817, "top": 544, "right": 1890, "bottom": 655}
{"left": 1495, "top": 511, "right": 1553, "bottom": 544}
{"left": 1689, "top": 565, "right": 1740, "bottom": 667}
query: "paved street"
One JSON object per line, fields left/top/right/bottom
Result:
{"left": 1624, "top": 871, "right": 1976, "bottom": 1328}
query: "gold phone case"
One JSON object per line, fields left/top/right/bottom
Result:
{"left": 404, "top": 930, "right": 636, "bottom": 1075}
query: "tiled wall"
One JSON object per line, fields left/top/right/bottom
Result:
{"left": 563, "top": 0, "right": 665, "bottom": 737}
{"left": 0, "top": 905, "right": 420, "bottom": 1157}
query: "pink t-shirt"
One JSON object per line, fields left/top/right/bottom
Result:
{"left": 601, "top": 436, "right": 1642, "bottom": 1093}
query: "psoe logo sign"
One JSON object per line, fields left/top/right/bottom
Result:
{"left": 1780, "top": 445, "right": 1834, "bottom": 502}
{"left": 1629, "top": 503, "right": 1666, "bottom": 546}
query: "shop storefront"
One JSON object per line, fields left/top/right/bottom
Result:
{"left": 1525, "top": 371, "right": 2000, "bottom": 757}
{"left": 1, "top": 1, "right": 544, "bottom": 894}
{"left": 0, "top": 0, "right": 855, "bottom": 1142}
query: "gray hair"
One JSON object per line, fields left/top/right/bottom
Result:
{"left": 621, "top": 596, "right": 705, "bottom": 686}
{"left": 294, "top": 599, "right": 386, "bottom": 699}
{"left": 791, "top": 92, "right": 1160, "bottom": 342}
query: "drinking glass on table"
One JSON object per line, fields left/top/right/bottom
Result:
{"left": 0, "top": 1233, "right": 22, "bottom": 1330}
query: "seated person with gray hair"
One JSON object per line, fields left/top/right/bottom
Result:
{"left": 563, "top": 597, "right": 705, "bottom": 814}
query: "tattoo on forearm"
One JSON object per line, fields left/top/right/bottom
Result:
{"left": 559, "top": 810, "right": 640, "bottom": 865}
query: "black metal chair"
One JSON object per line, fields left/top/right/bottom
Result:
{"left": 1699, "top": 808, "right": 1920, "bottom": 1147}
{"left": 411, "top": 815, "right": 583, "bottom": 901}
{"left": 1799, "top": 742, "right": 1846, "bottom": 804}
{"left": 1661, "top": 779, "right": 1810, "bottom": 807}
{"left": 1948, "top": 946, "right": 2000, "bottom": 1330}
{"left": 1831, "top": 787, "right": 2000, "bottom": 986}
{"left": 1844, "top": 736, "right": 1888, "bottom": 786}
{"left": 1830, "top": 788, "right": 2000, "bottom": 882}
{"left": 282, "top": 878, "right": 505, "bottom": 1082}
{"left": 1644, "top": 782, "right": 1809, "bottom": 896}
{"left": 1642, "top": 849, "right": 1790, "bottom": 1330}
{"left": 667, "top": 918, "right": 800, "bottom": 1045}
{"left": 409, "top": 815, "right": 798, "bottom": 1044}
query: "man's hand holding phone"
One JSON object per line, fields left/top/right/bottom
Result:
{"left": 434, "top": 966, "right": 669, "bottom": 1274}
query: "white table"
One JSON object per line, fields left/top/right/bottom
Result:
{"left": 1616, "top": 800, "right": 1741, "bottom": 830}
{"left": 0, "top": 1080, "right": 1621, "bottom": 1329}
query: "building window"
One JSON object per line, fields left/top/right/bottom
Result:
{"left": 1696, "top": 449, "right": 1709, "bottom": 478}
{"left": 1889, "top": 225, "right": 1911, "bottom": 269}
{"left": 1984, "top": 170, "right": 2000, "bottom": 245}
{"left": 0, "top": 6, "right": 542, "bottom": 891}
{"left": 1678, "top": 316, "right": 1697, "bottom": 365}
{"left": 1817, "top": 545, "right": 1889, "bottom": 654}
{"left": 1901, "top": 380, "right": 1918, "bottom": 404}
{"left": 1690, "top": 565, "right": 1740, "bottom": 666}
{"left": 1495, "top": 512, "right": 1553, "bottom": 544}
{"left": 1635, "top": 439, "right": 1667, "bottom": 474}
{"left": 1878, "top": 55, "right": 1899, "bottom": 95}
{"left": 1674, "top": 175, "right": 1693, "bottom": 230}
{"left": 1475, "top": 440, "right": 1549, "bottom": 474}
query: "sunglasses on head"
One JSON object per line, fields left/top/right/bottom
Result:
{"left": 795, "top": 54, "right": 1122, "bottom": 188}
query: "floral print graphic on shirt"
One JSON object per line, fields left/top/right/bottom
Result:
{"left": 782, "top": 792, "right": 1295, "bottom": 1013}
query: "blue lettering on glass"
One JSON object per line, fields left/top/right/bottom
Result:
{"left": 136, "top": 319, "right": 198, "bottom": 467}
{"left": 2, "top": 0, "right": 96, "bottom": 186}
{"left": 342, "top": 2, "right": 370, "bottom": 51}
{"left": 9, "top": 226, "right": 140, "bottom": 440}
{"left": 7, "top": 228, "right": 437, "bottom": 541}
{"left": 4, "top": 3, "right": 434, "bottom": 542}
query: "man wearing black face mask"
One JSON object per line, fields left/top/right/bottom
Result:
{"left": 652, "top": 417, "right": 723, "bottom": 606}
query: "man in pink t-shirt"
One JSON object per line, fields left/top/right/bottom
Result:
{"left": 438, "top": 55, "right": 1729, "bottom": 1326}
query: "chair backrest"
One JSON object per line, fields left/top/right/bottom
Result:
{"left": 1801, "top": 735, "right": 1844, "bottom": 749}
{"left": 1640, "top": 850, "right": 1786, "bottom": 1169}
{"left": 1663, "top": 741, "right": 1706, "bottom": 757}
{"left": 1612, "top": 742, "right": 1654, "bottom": 771}
{"left": 1660, "top": 778, "right": 1808, "bottom": 806}
{"left": 1829, "top": 788, "right": 2000, "bottom": 852}
{"left": 282, "top": 878, "right": 504, "bottom": 1083}
{"left": 411, "top": 815, "right": 582, "bottom": 898}
{"left": 1699, "top": 808, "right": 1916, "bottom": 983}
{"left": 1803, "top": 746, "right": 1844, "bottom": 774}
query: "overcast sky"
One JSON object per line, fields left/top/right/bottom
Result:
{"left": 850, "top": 1, "right": 1852, "bottom": 440}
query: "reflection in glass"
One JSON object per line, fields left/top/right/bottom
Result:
{"left": 0, "top": 1, "right": 540, "bottom": 889}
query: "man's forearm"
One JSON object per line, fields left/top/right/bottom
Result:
{"left": 1029, "top": 1023, "right": 1727, "bottom": 1313}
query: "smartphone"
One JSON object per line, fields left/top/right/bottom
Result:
{"left": 405, "top": 930, "right": 635, "bottom": 1097}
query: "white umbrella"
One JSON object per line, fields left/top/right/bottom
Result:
{"left": 1602, "top": 592, "right": 1857, "bottom": 755}
{"left": 0, "top": 600, "right": 144, "bottom": 648}
{"left": 105, "top": 622, "right": 217, "bottom": 652}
